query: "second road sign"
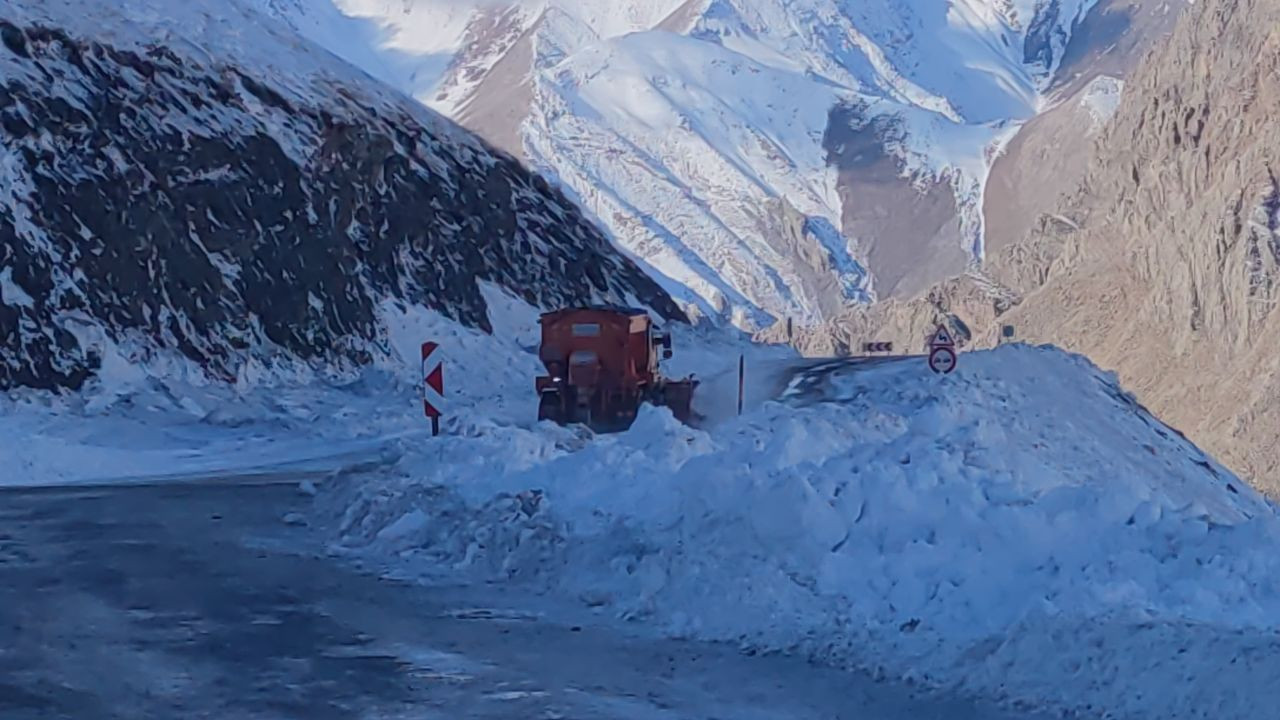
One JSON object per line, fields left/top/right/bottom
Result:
{"left": 929, "top": 325, "right": 955, "bottom": 348}
{"left": 928, "top": 345, "right": 957, "bottom": 374}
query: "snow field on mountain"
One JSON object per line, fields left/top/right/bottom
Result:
{"left": 323, "top": 316, "right": 1280, "bottom": 719}
{"left": 259, "top": 0, "right": 1107, "bottom": 325}
{"left": 525, "top": 23, "right": 865, "bottom": 326}
{"left": 520, "top": 0, "right": 1039, "bottom": 322}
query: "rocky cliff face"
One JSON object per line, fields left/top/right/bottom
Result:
{"left": 802, "top": 0, "right": 1280, "bottom": 493}
{"left": 983, "top": 0, "right": 1186, "bottom": 258}
{"left": 987, "top": 0, "right": 1280, "bottom": 492}
{"left": 0, "top": 0, "right": 682, "bottom": 391}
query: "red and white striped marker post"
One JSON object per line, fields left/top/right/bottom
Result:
{"left": 421, "top": 341, "right": 444, "bottom": 436}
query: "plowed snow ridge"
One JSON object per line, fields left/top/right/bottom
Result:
{"left": 9, "top": 299, "right": 1280, "bottom": 718}
{"left": 327, "top": 327, "right": 1280, "bottom": 720}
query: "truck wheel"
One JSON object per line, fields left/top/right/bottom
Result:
{"left": 570, "top": 401, "right": 594, "bottom": 429}
{"left": 538, "top": 391, "right": 562, "bottom": 423}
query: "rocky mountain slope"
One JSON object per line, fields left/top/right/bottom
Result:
{"left": 258, "top": 0, "right": 1110, "bottom": 328}
{"left": 804, "top": 0, "right": 1280, "bottom": 494}
{"left": 0, "top": 0, "right": 682, "bottom": 392}
{"left": 983, "top": 0, "right": 1187, "bottom": 257}
{"left": 988, "top": 0, "right": 1280, "bottom": 493}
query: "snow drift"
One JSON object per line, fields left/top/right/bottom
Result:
{"left": 9, "top": 285, "right": 1279, "bottom": 717}
{"left": 322, "top": 336, "right": 1280, "bottom": 719}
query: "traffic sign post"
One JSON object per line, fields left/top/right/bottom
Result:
{"left": 928, "top": 345, "right": 957, "bottom": 374}
{"left": 737, "top": 354, "right": 745, "bottom": 416}
{"left": 927, "top": 324, "right": 957, "bottom": 375}
{"left": 421, "top": 341, "right": 444, "bottom": 436}
{"left": 928, "top": 325, "right": 955, "bottom": 348}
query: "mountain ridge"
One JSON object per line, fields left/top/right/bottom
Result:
{"left": 257, "top": 0, "right": 1104, "bottom": 327}
{"left": 792, "top": 0, "right": 1280, "bottom": 494}
{"left": 0, "top": 0, "right": 682, "bottom": 391}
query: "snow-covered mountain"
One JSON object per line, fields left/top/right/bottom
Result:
{"left": 0, "top": 0, "right": 681, "bottom": 391}
{"left": 259, "top": 0, "right": 1104, "bottom": 327}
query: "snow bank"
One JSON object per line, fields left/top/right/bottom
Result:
{"left": 323, "top": 341, "right": 1280, "bottom": 719}
{"left": 0, "top": 291, "right": 724, "bottom": 487}
{"left": 0, "top": 373, "right": 406, "bottom": 487}
{"left": 9, "top": 288, "right": 1277, "bottom": 716}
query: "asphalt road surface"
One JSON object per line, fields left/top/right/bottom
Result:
{"left": 0, "top": 477, "right": 1042, "bottom": 720}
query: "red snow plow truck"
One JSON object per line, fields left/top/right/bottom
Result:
{"left": 535, "top": 307, "right": 698, "bottom": 432}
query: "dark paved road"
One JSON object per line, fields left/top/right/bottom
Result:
{"left": 0, "top": 478, "right": 1040, "bottom": 720}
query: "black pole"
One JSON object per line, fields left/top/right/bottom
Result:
{"left": 431, "top": 415, "right": 440, "bottom": 437}
{"left": 737, "top": 354, "right": 745, "bottom": 416}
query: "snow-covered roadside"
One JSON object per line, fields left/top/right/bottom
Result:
{"left": 8, "top": 293, "right": 1280, "bottom": 718}
{"left": 0, "top": 291, "right": 521, "bottom": 488}
{"left": 314, "top": 319, "right": 1280, "bottom": 719}
{"left": 0, "top": 286, "right": 743, "bottom": 487}
{"left": 0, "top": 381, "right": 406, "bottom": 487}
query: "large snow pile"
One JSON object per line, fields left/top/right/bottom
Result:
{"left": 321, "top": 332, "right": 1280, "bottom": 719}
{"left": 10, "top": 289, "right": 1280, "bottom": 717}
